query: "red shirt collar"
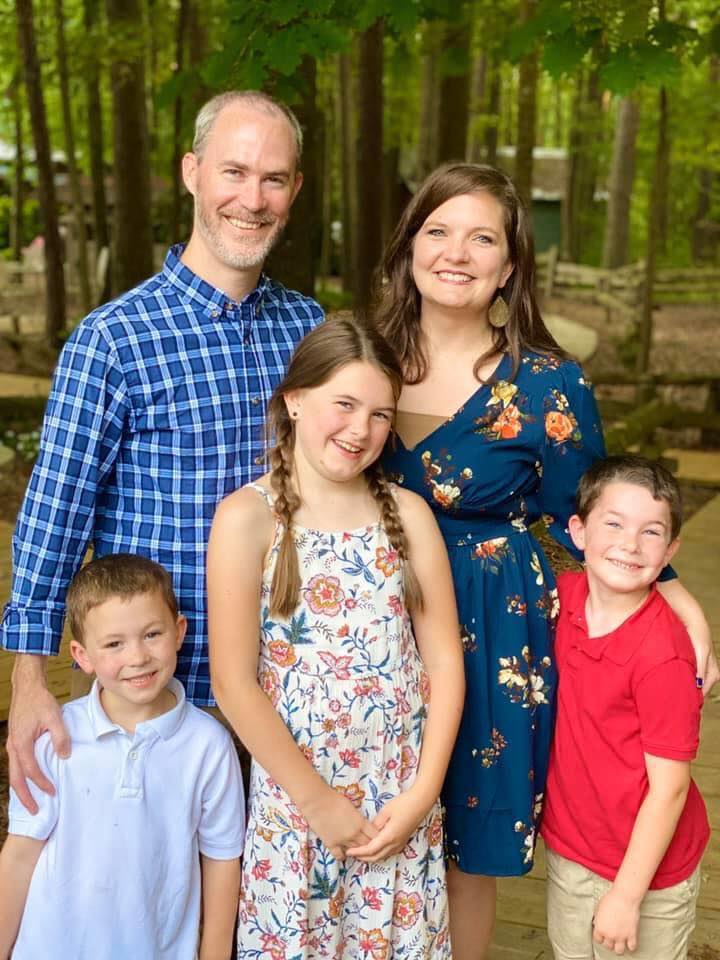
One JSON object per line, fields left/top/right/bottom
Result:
{"left": 563, "top": 574, "right": 663, "bottom": 665}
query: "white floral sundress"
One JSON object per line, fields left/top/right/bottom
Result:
{"left": 237, "top": 484, "right": 450, "bottom": 960}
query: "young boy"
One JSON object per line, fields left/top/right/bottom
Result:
{"left": 541, "top": 455, "right": 710, "bottom": 960}
{"left": 0, "top": 554, "right": 245, "bottom": 960}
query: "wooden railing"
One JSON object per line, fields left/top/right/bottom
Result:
{"left": 536, "top": 248, "right": 720, "bottom": 323}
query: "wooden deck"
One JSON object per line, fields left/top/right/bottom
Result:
{"left": 1, "top": 494, "right": 719, "bottom": 957}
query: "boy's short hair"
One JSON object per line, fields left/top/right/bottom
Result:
{"left": 66, "top": 554, "right": 179, "bottom": 644}
{"left": 576, "top": 454, "right": 683, "bottom": 540}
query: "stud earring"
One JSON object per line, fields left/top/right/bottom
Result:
{"left": 488, "top": 294, "right": 509, "bottom": 329}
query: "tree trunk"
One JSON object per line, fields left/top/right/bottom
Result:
{"left": 417, "top": 21, "right": 442, "bottom": 179}
{"left": 266, "top": 57, "right": 317, "bottom": 297}
{"left": 577, "top": 65, "right": 602, "bottom": 253}
{"left": 145, "top": 0, "right": 157, "bottom": 146}
{"left": 553, "top": 80, "right": 563, "bottom": 146}
{"left": 484, "top": 61, "right": 500, "bottom": 166}
{"left": 319, "top": 85, "right": 334, "bottom": 283}
{"left": 337, "top": 52, "right": 356, "bottom": 297}
{"left": 468, "top": 52, "right": 487, "bottom": 162}
{"left": 562, "top": 64, "right": 602, "bottom": 264}
{"left": 562, "top": 74, "right": 583, "bottom": 260}
{"left": 9, "top": 75, "right": 24, "bottom": 263}
{"left": 83, "top": 0, "right": 110, "bottom": 304}
{"left": 169, "top": 0, "right": 189, "bottom": 244}
{"left": 515, "top": 0, "right": 538, "bottom": 206}
{"left": 437, "top": 21, "right": 471, "bottom": 164}
{"left": 16, "top": 0, "right": 66, "bottom": 345}
{"left": 692, "top": 56, "right": 718, "bottom": 261}
{"left": 54, "top": 0, "right": 92, "bottom": 314}
{"left": 382, "top": 146, "right": 409, "bottom": 248}
{"left": 354, "top": 19, "right": 383, "bottom": 310}
{"left": 106, "top": 0, "right": 154, "bottom": 294}
{"left": 187, "top": 0, "right": 211, "bottom": 115}
{"left": 637, "top": 84, "right": 668, "bottom": 378}
{"left": 602, "top": 96, "right": 639, "bottom": 268}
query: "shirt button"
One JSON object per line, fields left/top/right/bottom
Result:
{"left": 129, "top": 750, "right": 138, "bottom": 761}
{"left": 210, "top": 309, "right": 219, "bottom": 319}
{"left": 254, "top": 455, "right": 264, "bottom": 465}
{"left": 251, "top": 396, "right": 261, "bottom": 406}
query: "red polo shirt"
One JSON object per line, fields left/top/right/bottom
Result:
{"left": 541, "top": 572, "right": 709, "bottom": 889}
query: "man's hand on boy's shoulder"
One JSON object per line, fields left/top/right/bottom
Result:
{"left": 8, "top": 655, "right": 70, "bottom": 814}
{"left": 592, "top": 888, "right": 640, "bottom": 955}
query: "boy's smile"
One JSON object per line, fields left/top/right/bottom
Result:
{"left": 70, "top": 589, "right": 187, "bottom": 731}
{"left": 568, "top": 481, "right": 679, "bottom": 603}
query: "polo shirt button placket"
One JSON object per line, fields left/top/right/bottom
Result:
{"left": 119, "top": 739, "right": 144, "bottom": 799}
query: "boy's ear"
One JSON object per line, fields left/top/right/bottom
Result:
{"left": 663, "top": 537, "right": 680, "bottom": 567}
{"left": 567, "top": 514, "right": 585, "bottom": 552}
{"left": 70, "top": 640, "right": 95, "bottom": 676}
{"left": 175, "top": 615, "right": 188, "bottom": 651}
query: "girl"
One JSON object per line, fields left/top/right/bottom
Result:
{"left": 208, "top": 316, "right": 464, "bottom": 958}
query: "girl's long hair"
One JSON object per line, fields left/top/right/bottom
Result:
{"left": 374, "top": 162, "right": 567, "bottom": 384}
{"left": 266, "top": 315, "right": 423, "bottom": 617}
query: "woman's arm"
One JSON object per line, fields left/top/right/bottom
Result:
{"left": 348, "top": 491, "right": 464, "bottom": 861}
{"left": 657, "top": 579, "right": 718, "bottom": 695}
{"left": 207, "top": 487, "right": 378, "bottom": 860}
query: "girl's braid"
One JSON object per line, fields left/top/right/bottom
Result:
{"left": 366, "top": 463, "right": 423, "bottom": 611}
{"left": 268, "top": 417, "right": 302, "bottom": 616}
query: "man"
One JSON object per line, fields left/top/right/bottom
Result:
{"left": 3, "top": 91, "right": 324, "bottom": 812}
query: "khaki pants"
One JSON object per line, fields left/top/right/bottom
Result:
{"left": 546, "top": 848, "right": 701, "bottom": 960}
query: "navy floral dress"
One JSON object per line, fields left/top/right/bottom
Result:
{"left": 382, "top": 352, "right": 605, "bottom": 876}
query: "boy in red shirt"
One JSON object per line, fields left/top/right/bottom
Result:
{"left": 541, "top": 455, "right": 709, "bottom": 959}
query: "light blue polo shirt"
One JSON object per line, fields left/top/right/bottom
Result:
{"left": 9, "top": 678, "right": 245, "bottom": 959}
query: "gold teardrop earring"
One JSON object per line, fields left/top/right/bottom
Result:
{"left": 488, "top": 293, "right": 509, "bottom": 329}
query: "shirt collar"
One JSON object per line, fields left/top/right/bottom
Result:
{"left": 565, "top": 573, "right": 663, "bottom": 665}
{"left": 87, "top": 677, "right": 187, "bottom": 740}
{"left": 162, "top": 243, "right": 270, "bottom": 320}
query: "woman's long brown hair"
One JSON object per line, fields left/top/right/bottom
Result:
{"left": 374, "top": 162, "right": 567, "bottom": 384}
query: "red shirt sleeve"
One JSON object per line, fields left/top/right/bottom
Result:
{"left": 635, "top": 659, "right": 702, "bottom": 760}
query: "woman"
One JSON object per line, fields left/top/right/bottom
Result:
{"left": 375, "top": 163, "right": 714, "bottom": 959}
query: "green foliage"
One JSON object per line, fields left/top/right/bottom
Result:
{"left": 0, "top": 196, "right": 41, "bottom": 250}
{"left": 508, "top": 0, "right": 716, "bottom": 93}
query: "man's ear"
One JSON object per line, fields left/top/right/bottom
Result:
{"left": 567, "top": 514, "right": 586, "bottom": 553}
{"left": 181, "top": 152, "right": 199, "bottom": 196}
{"left": 70, "top": 640, "right": 95, "bottom": 676}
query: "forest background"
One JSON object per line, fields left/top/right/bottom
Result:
{"left": 2, "top": 0, "right": 720, "bottom": 347}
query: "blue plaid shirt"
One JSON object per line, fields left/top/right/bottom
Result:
{"left": 2, "top": 245, "right": 323, "bottom": 704}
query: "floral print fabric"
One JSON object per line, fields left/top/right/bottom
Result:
{"left": 383, "top": 353, "right": 605, "bottom": 877}
{"left": 237, "top": 485, "right": 450, "bottom": 959}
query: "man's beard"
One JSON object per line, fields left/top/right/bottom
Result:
{"left": 194, "top": 197, "right": 287, "bottom": 270}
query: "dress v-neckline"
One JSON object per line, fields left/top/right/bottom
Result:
{"left": 394, "top": 353, "right": 510, "bottom": 452}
